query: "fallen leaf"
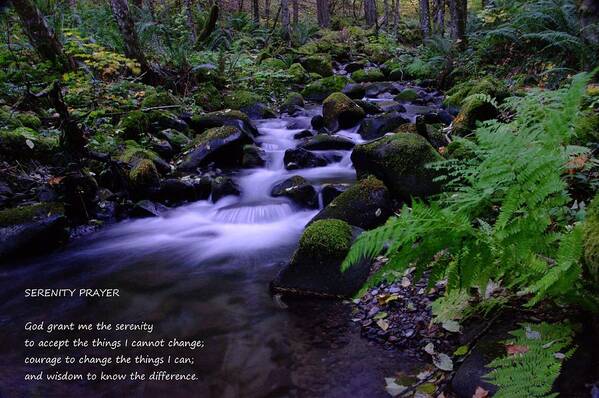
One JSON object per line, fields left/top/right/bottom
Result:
{"left": 525, "top": 326, "right": 541, "bottom": 340}
{"left": 506, "top": 344, "right": 529, "bottom": 356}
{"left": 377, "top": 319, "right": 390, "bottom": 331}
{"left": 432, "top": 353, "right": 453, "bottom": 371}
{"left": 554, "top": 352, "right": 566, "bottom": 360}
{"left": 453, "top": 345, "right": 469, "bottom": 356}
{"left": 401, "top": 277, "right": 411, "bottom": 287}
{"left": 374, "top": 311, "right": 388, "bottom": 320}
{"left": 25, "top": 139, "right": 34, "bottom": 149}
{"left": 384, "top": 377, "right": 407, "bottom": 397}
{"left": 472, "top": 386, "right": 489, "bottom": 398}
{"left": 424, "top": 343, "right": 436, "bottom": 355}
{"left": 442, "top": 320, "right": 461, "bottom": 333}
{"left": 377, "top": 293, "right": 400, "bottom": 305}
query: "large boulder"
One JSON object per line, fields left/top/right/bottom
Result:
{"left": 357, "top": 112, "right": 410, "bottom": 140}
{"left": 177, "top": 126, "right": 254, "bottom": 171}
{"left": 0, "top": 127, "right": 58, "bottom": 161}
{"left": 310, "top": 176, "right": 392, "bottom": 229}
{"left": 351, "top": 68, "right": 386, "bottom": 83}
{"left": 0, "top": 203, "right": 68, "bottom": 263}
{"left": 271, "top": 176, "right": 318, "bottom": 209}
{"left": 152, "top": 178, "right": 198, "bottom": 204}
{"left": 300, "top": 54, "right": 333, "bottom": 77}
{"left": 351, "top": 133, "right": 443, "bottom": 201}
{"left": 302, "top": 76, "right": 350, "bottom": 102}
{"left": 190, "top": 110, "right": 259, "bottom": 138}
{"left": 283, "top": 148, "right": 327, "bottom": 170}
{"left": 299, "top": 134, "right": 355, "bottom": 150}
{"left": 118, "top": 110, "right": 151, "bottom": 140}
{"left": 451, "top": 96, "right": 499, "bottom": 135}
{"left": 242, "top": 145, "right": 266, "bottom": 168}
{"left": 129, "top": 159, "right": 161, "bottom": 191}
{"left": 211, "top": 176, "right": 240, "bottom": 202}
{"left": 280, "top": 92, "right": 305, "bottom": 115}
{"left": 342, "top": 83, "right": 366, "bottom": 99}
{"left": 322, "top": 92, "right": 366, "bottom": 131}
{"left": 288, "top": 63, "right": 309, "bottom": 84}
{"left": 223, "top": 90, "right": 275, "bottom": 120}
{"left": 270, "top": 219, "right": 370, "bottom": 297}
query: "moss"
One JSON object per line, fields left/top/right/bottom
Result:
{"left": 395, "top": 123, "right": 418, "bottom": 134}
{"left": 0, "top": 202, "right": 64, "bottom": 227}
{"left": 194, "top": 82, "right": 223, "bottom": 111}
{"left": 129, "top": 159, "right": 160, "bottom": 188}
{"left": 351, "top": 68, "right": 385, "bottom": 83}
{"left": 302, "top": 76, "right": 350, "bottom": 101}
{"left": 395, "top": 88, "right": 419, "bottom": 101}
{"left": 446, "top": 139, "right": 476, "bottom": 160}
{"left": 584, "top": 193, "right": 599, "bottom": 281}
{"left": 190, "top": 125, "right": 239, "bottom": 148}
{"left": 288, "top": 63, "right": 309, "bottom": 84}
{"left": 0, "top": 127, "right": 58, "bottom": 159}
{"left": 0, "top": 108, "right": 42, "bottom": 129}
{"left": 294, "top": 219, "right": 352, "bottom": 263}
{"left": 119, "top": 140, "right": 160, "bottom": 164}
{"left": 452, "top": 95, "right": 499, "bottom": 134}
{"left": 322, "top": 92, "right": 365, "bottom": 128}
{"left": 118, "top": 110, "right": 150, "bottom": 139}
{"left": 573, "top": 110, "right": 599, "bottom": 145}
{"left": 223, "top": 90, "right": 262, "bottom": 110}
{"left": 444, "top": 77, "right": 509, "bottom": 107}
{"left": 324, "top": 176, "right": 384, "bottom": 214}
{"left": 301, "top": 54, "right": 333, "bottom": 77}
{"left": 261, "top": 57, "right": 287, "bottom": 69}
{"left": 283, "top": 92, "right": 305, "bottom": 108}
{"left": 140, "top": 91, "right": 177, "bottom": 108}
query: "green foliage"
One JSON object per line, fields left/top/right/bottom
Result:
{"left": 343, "top": 72, "right": 596, "bottom": 309}
{"left": 485, "top": 322, "right": 576, "bottom": 398}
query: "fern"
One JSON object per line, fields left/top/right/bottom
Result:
{"left": 485, "top": 322, "right": 576, "bottom": 398}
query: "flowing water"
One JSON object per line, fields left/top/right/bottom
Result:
{"left": 0, "top": 93, "right": 444, "bottom": 397}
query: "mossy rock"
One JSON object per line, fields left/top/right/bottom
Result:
{"left": 270, "top": 175, "right": 318, "bottom": 208}
{"left": 129, "top": 159, "right": 160, "bottom": 190}
{"left": 395, "top": 88, "right": 419, "bottom": 102}
{"left": 452, "top": 95, "right": 499, "bottom": 135}
{"left": 300, "top": 54, "right": 333, "bottom": 77}
{"left": 444, "top": 77, "right": 509, "bottom": 108}
{"left": 0, "top": 202, "right": 64, "bottom": 227}
{"left": 322, "top": 92, "right": 365, "bottom": 130}
{"left": 584, "top": 193, "right": 599, "bottom": 282}
{"left": 189, "top": 110, "right": 258, "bottom": 137}
{"left": 158, "top": 129, "right": 190, "bottom": 152}
{"left": 281, "top": 92, "right": 305, "bottom": 114}
{"left": 351, "top": 132, "right": 443, "bottom": 201}
{"left": 223, "top": 90, "right": 263, "bottom": 110}
{"left": 118, "top": 110, "right": 151, "bottom": 140}
{"left": 311, "top": 176, "right": 392, "bottom": 229}
{"left": 261, "top": 58, "right": 287, "bottom": 70}
{"left": 446, "top": 139, "right": 476, "bottom": 161}
{"left": 573, "top": 110, "right": 599, "bottom": 145}
{"left": 302, "top": 76, "right": 351, "bottom": 102}
{"left": 351, "top": 68, "right": 385, "bottom": 83}
{"left": 140, "top": 91, "right": 178, "bottom": 108}
{"left": 288, "top": 63, "right": 309, "bottom": 84}
{"left": 0, "top": 127, "right": 58, "bottom": 160}
{"left": 0, "top": 108, "right": 42, "bottom": 129}
{"left": 271, "top": 219, "right": 371, "bottom": 297}
{"left": 146, "top": 110, "right": 188, "bottom": 132}
{"left": 119, "top": 140, "right": 170, "bottom": 173}
{"left": 194, "top": 83, "right": 224, "bottom": 112}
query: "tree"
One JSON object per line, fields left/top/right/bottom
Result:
{"left": 448, "top": 0, "right": 466, "bottom": 46}
{"left": 364, "top": 0, "right": 378, "bottom": 27}
{"left": 419, "top": 0, "right": 431, "bottom": 40}
{"left": 317, "top": 0, "right": 330, "bottom": 28}
{"left": 433, "top": 0, "right": 444, "bottom": 35}
{"left": 281, "top": 0, "right": 291, "bottom": 39}
{"left": 578, "top": 0, "right": 599, "bottom": 45}
{"left": 109, "top": 0, "right": 159, "bottom": 84}
{"left": 253, "top": 0, "right": 260, "bottom": 24}
{"left": 11, "top": 0, "right": 74, "bottom": 71}
{"left": 292, "top": 0, "right": 299, "bottom": 26}
{"left": 184, "top": 0, "right": 198, "bottom": 43}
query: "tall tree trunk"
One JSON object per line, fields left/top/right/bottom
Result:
{"left": 239, "top": 0, "right": 244, "bottom": 12}
{"left": 433, "top": 0, "right": 444, "bottom": 35}
{"left": 419, "top": 0, "right": 430, "bottom": 40}
{"left": 11, "top": 0, "right": 74, "bottom": 71}
{"left": 292, "top": 0, "right": 299, "bottom": 26}
{"left": 265, "top": 0, "right": 271, "bottom": 23}
{"left": 281, "top": 0, "right": 290, "bottom": 39}
{"left": 392, "top": 0, "right": 400, "bottom": 34}
{"left": 364, "top": 0, "right": 377, "bottom": 27}
{"left": 448, "top": 0, "right": 466, "bottom": 46}
{"left": 382, "top": 0, "right": 389, "bottom": 27}
{"left": 197, "top": 5, "right": 219, "bottom": 43}
{"left": 317, "top": 0, "right": 330, "bottom": 27}
{"left": 579, "top": 0, "right": 599, "bottom": 45}
{"left": 253, "top": 0, "right": 260, "bottom": 23}
{"left": 184, "top": 0, "right": 198, "bottom": 43}
{"left": 109, "top": 0, "right": 158, "bottom": 84}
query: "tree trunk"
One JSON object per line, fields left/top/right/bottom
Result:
{"left": 419, "top": 0, "right": 430, "bottom": 40}
{"left": 317, "top": 0, "right": 330, "bottom": 27}
{"left": 239, "top": 0, "right": 244, "bottom": 12}
{"left": 265, "top": 0, "right": 271, "bottom": 23}
{"left": 11, "top": 0, "right": 74, "bottom": 71}
{"left": 579, "top": 0, "right": 599, "bottom": 45}
{"left": 184, "top": 0, "right": 198, "bottom": 43}
{"left": 364, "top": 0, "right": 377, "bottom": 27}
{"left": 392, "top": 0, "right": 400, "bottom": 34}
{"left": 382, "top": 0, "right": 389, "bottom": 27}
{"left": 198, "top": 5, "right": 219, "bottom": 43}
{"left": 292, "top": 0, "right": 299, "bottom": 25}
{"left": 253, "top": 0, "right": 260, "bottom": 23}
{"left": 281, "top": 0, "right": 290, "bottom": 39}
{"left": 433, "top": 0, "right": 444, "bottom": 35}
{"left": 448, "top": 0, "right": 466, "bottom": 46}
{"left": 109, "top": 0, "right": 158, "bottom": 84}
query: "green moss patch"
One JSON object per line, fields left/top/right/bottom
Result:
{"left": 0, "top": 202, "right": 64, "bottom": 227}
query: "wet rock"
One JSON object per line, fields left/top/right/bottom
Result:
{"left": 377, "top": 101, "right": 407, "bottom": 113}
{"left": 452, "top": 96, "right": 499, "bottom": 136}
{"left": 344, "top": 60, "right": 368, "bottom": 74}
{"left": 351, "top": 68, "right": 386, "bottom": 83}
{"left": 299, "top": 134, "right": 355, "bottom": 150}
{"left": 190, "top": 110, "right": 259, "bottom": 138}
{"left": 241, "top": 103, "right": 277, "bottom": 120}
{"left": 151, "top": 139, "right": 173, "bottom": 160}
{"left": 342, "top": 83, "right": 366, "bottom": 99}
{"left": 178, "top": 126, "right": 254, "bottom": 171}
{"left": 284, "top": 148, "right": 327, "bottom": 170}
{"left": 280, "top": 92, "right": 305, "bottom": 115}
{"left": 311, "top": 115, "right": 326, "bottom": 130}
{"left": 242, "top": 145, "right": 266, "bottom": 168}
{"left": 129, "top": 159, "right": 161, "bottom": 192}
{"left": 352, "top": 133, "right": 443, "bottom": 201}
{"left": 148, "top": 110, "right": 189, "bottom": 132}
{"left": 152, "top": 179, "right": 197, "bottom": 204}
{"left": 293, "top": 129, "right": 313, "bottom": 140}
{"left": 0, "top": 181, "right": 13, "bottom": 207}
{"left": 302, "top": 76, "right": 350, "bottom": 102}
{"left": 271, "top": 219, "right": 370, "bottom": 297}
{"left": 395, "top": 88, "right": 420, "bottom": 102}
{"left": 60, "top": 171, "right": 99, "bottom": 222}
{"left": 300, "top": 54, "right": 333, "bottom": 77}
{"left": 158, "top": 128, "right": 190, "bottom": 152}
{"left": 271, "top": 176, "right": 318, "bottom": 209}
{"left": 321, "top": 184, "right": 349, "bottom": 207}
{"left": 357, "top": 112, "right": 410, "bottom": 140}
{"left": 365, "top": 82, "right": 398, "bottom": 98}
{"left": 310, "top": 176, "right": 392, "bottom": 229}
{"left": 0, "top": 203, "right": 68, "bottom": 263}
{"left": 322, "top": 92, "right": 366, "bottom": 131}
{"left": 130, "top": 200, "right": 166, "bottom": 218}
{"left": 191, "top": 177, "right": 212, "bottom": 200}
{"left": 354, "top": 100, "right": 383, "bottom": 115}
{"left": 211, "top": 176, "right": 240, "bottom": 202}
{"left": 423, "top": 110, "right": 454, "bottom": 125}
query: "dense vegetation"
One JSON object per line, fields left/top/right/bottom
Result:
{"left": 1, "top": 0, "right": 598, "bottom": 396}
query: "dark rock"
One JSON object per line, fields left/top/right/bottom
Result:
{"left": 241, "top": 103, "right": 277, "bottom": 120}
{"left": 311, "top": 115, "right": 326, "bottom": 130}
{"left": 357, "top": 112, "right": 410, "bottom": 140}
{"left": 211, "top": 176, "right": 240, "bottom": 202}
{"left": 299, "top": 134, "right": 355, "bottom": 150}
{"left": 178, "top": 126, "right": 254, "bottom": 171}
{"left": 310, "top": 176, "right": 392, "bottom": 229}
{"left": 280, "top": 92, "right": 305, "bottom": 115}
{"left": 190, "top": 110, "right": 259, "bottom": 138}
{"left": 394, "top": 88, "right": 420, "bottom": 102}
{"left": 191, "top": 177, "right": 212, "bottom": 200}
{"left": 377, "top": 101, "right": 407, "bottom": 113}
{"left": 345, "top": 61, "right": 368, "bottom": 73}
{"left": 293, "top": 129, "right": 313, "bottom": 140}
{"left": 302, "top": 76, "right": 350, "bottom": 101}
{"left": 148, "top": 110, "right": 189, "bottom": 132}
{"left": 271, "top": 176, "right": 318, "bottom": 209}
{"left": 153, "top": 179, "right": 197, "bottom": 204}
{"left": 322, "top": 92, "right": 365, "bottom": 131}
{"left": 158, "top": 128, "right": 190, "bottom": 152}
{"left": 321, "top": 184, "right": 349, "bottom": 207}
{"left": 354, "top": 100, "right": 384, "bottom": 115}
{"left": 242, "top": 145, "right": 266, "bottom": 168}
{"left": 365, "top": 82, "right": 398, "bottom": 98}
{"left": 342, "top": 83, "right": 366, "bottom": 100}
{"left": 151, "top": 139, "right": 173, "bottom": 160}
{"left": 60, "top": 171, "right": 99, "bottom": 222}
{"left": 270, "top": 219, "right": 371, "bottom": 297}
{"left": 351, "top": 133, "right": 443, "bottom": 201}
{"left": 284, "top": 148, "right": 327, "bottom": 170}
{"left": 423, "top": 110, "right": 454, "bottom": 125}
{"left": 130, "top": 200, "right": 166, "bottom": 218}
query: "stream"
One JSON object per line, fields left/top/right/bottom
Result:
{"left": 0, "top": 87, "right": 446, "bottom": 397}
